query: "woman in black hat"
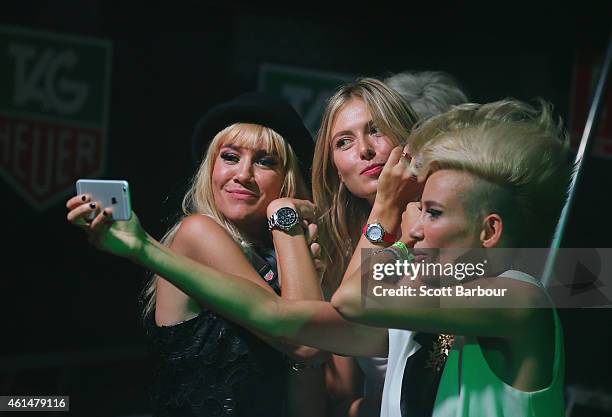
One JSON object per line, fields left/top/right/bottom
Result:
{"left": 68, "top": 92, "right": 325, "bottom": 417}
{"left": 68, "top": 98, "right": 570, "bottom": 417}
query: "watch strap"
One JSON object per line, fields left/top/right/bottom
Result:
{"left": 382, "top": 230, "right": 397, "bottom": 244}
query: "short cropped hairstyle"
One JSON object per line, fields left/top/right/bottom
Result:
{"left": 409, "top": 99, "right": 573, "bottom": 247}
{"left": 385, "top": 71, "right": 468, "bottom": 121}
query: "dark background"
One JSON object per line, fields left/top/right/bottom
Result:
{"left": 1, "top": 1, "right": 611, "bottom": 416}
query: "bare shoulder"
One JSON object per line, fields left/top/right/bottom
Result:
{"left": 171, "top": 214, "right": 276, "bottom": 292}
{"left": 175, "top": 214, "right": 230, "bottom": 242}
{"left": 474, "top": 273, "right": 554, "bottom": 335}
{"left": 486, "top": 272, "right": 552, "bottom": 309}
{"left": 172, "top": 215, "right": 237, "bottom": 256}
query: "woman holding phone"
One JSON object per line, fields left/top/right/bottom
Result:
{"left": 70, "top": 92, "right": 325, "bottom": 417}
{"left": 68, "top": 98, "right": 569, "bottom": 417}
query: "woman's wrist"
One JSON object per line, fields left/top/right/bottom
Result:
{"left": 132, "top": 233, "right": 157, "bottom": 265}
{"left": 368, "top": 202, "right": 402, "bottom": 232}
{"left": 391, "top": 241, "right": 414, "bottom": 262}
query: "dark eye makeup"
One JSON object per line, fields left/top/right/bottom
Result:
{"left": 426, "top": 208, "right": 443, "bottom": 219}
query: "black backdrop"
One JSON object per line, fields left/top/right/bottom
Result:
{"left": 1, "top": 2, "right": 611, "bottom": 416}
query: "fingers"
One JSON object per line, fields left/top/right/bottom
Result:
{"left": 306, "top": 223, "right": 318, "bottom": 245}
{"left": 382, "top": 146, "right": 403, "bottom": 173}
{"left": 91, "top": 207, "right": 114, "bottom": 230}
{"left": 400, "top": 202, "right": 422, "bottom": 247}
{"left": 66, "top": 194, "right": 90, "bottom": 210}
{"left": 314, "top": 258, "right": 326, "bottom": 279}
{"left": 401, "top": 202, "right": 421, "bottom": 225}
{"left": 313, "top": 253, "right": 327, "bottom": 283}
{"left": 400, "top": 151, "right": 411, "bottom": 167}
{"left": 87, "top": 207, "right": 115, "bottom": 247}
{"left": 402, "top": 144, "right": 412, "bottom": 162}
{"left": 397, "top": 143, "right": 412, "bottom": 170}
{"left": 389, "top": 146, "right": 403, "bottom": 165}
{"left": 382, "top": 146, "right": 413, "bottom": 181}
{"left": 67, "top": 201, "right": 99, "bottom": 227}
{"left": 407, "top": 201, "right": 422, "bottom": 211}
{"left": 314, "top": 257, "right": 325, "bottom": 270}
{"left": 388, "top": 145, "right": 411, "bottom": 167}
{"left": 296, "top": 200, "right": 316, "bottom": 222}
{"left": 310, "top": 242, "right": 321, "bottom": 259}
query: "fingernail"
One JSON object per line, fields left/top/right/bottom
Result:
{"left": 89, "top": 203, "right": 96, "bottom": 209}
{"left": 81, "top": 195, "right": 87, "bottom": 201}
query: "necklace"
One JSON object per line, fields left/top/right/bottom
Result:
{"left": 425, "top": 334, "right": 455, "bottom": 372}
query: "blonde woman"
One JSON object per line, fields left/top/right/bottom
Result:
{"left": 69, "top": 78, "right": 430, "bottom": 417}
{"left": 308, "top": 78, "right": 418, "bottom": 416}
{"left": 69, "top": 92, "right": 325, "bottom": 417}
{"left": 331, "top": 99, "right": 570, "bottom": 417}
{"left": 67, "top": 98, "right": 570, "bottom": 416}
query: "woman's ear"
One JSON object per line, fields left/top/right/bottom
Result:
{"left": 480, "top": 213, "right": 503, "bottom": 248}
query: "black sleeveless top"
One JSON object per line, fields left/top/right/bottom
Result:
{"left": 145, "top": 248, "right": 287, "bottom": 417}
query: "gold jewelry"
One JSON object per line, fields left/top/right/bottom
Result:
{"left": 285, "top": 356, "right": 324, "bottom": 372}
{"left": 425, "top": 334, "right": 455, "bottom": 372}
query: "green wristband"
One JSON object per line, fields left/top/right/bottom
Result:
{"left": 392, "top": 241, "right": 415, "bottom": 262}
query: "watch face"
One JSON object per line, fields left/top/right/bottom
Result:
{"left": 367, "top": 225, "right": 383, "bottom": 241}
{"left": 277, "top": 207, "right": 298, "bottom": 228}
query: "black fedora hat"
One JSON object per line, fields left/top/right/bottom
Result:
{"left": 191, "top": 92, "right": 315, "bottom": 179}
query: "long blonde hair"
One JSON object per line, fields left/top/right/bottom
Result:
{"left": 142, "top": 122, "right": 307, "bottom": 318}
{"left": 312, "top": 78, "right": 417, "bottom": 296}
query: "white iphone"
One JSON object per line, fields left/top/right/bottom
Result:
{"left": 76, "top": 179, "right": 132, "bottom": 221}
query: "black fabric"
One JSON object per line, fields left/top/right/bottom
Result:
{"left": 400, "top": 333, "right": 444, "bottom": 417}
{"left": 248, "top": 247, "right": 277, "bottom": 285}
{"left": 146, "top": 248, "right": 286, "bottom": 417}
{"left": 191, "top": 92, "right": 314, "bottom": 180}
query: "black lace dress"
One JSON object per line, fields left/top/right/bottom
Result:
{"left": 145, "top": 248, "right": 287, "bottom": 417}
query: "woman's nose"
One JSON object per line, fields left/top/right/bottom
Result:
{"left": 358, "top": 135, "right": 376, "bottom": 160}
{"left": 234, "top": 160, "right": 254, "bottom": 182}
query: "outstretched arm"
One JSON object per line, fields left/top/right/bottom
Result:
{"left": 332, "top": 207, "right": 550, "bottom": 339}
{"left": 66, "top": 195, "right": 387, "bottom": 357}
{"left": 332, "top": 147, "right": 549, "bottom": 338}
{"left": 137, "top": 230, "right": 387, "bottom": 356}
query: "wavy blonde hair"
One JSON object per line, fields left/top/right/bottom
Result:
{"left": 142, "top": 122, "right": 308, "bottom": 318}
{"left": 409, "top": 99, "right": 572, "bottom": 247}
{"left": 312, "top": 78, "right": 418, "bottom": 296}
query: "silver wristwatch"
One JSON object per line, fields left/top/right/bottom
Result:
{"left": 268, "top": 207, "right": 300, "bottom": 232}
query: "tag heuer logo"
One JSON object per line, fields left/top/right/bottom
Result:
{"left": 0, "top": 25, "right": 112, "bottom": 209}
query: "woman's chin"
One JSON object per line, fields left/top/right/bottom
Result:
{"left": 348, "top": 187, "right": 378, "bottom": 205}
{"left": 226, "top": 211, "right": 266, "bottom": 228}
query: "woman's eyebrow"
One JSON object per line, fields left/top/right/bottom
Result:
{"left": 253, "top": 149, "right": 277, "bottom": 157}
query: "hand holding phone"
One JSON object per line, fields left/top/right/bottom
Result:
{"left": 75, "top": 179, "right": 132, "bottom": 221}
